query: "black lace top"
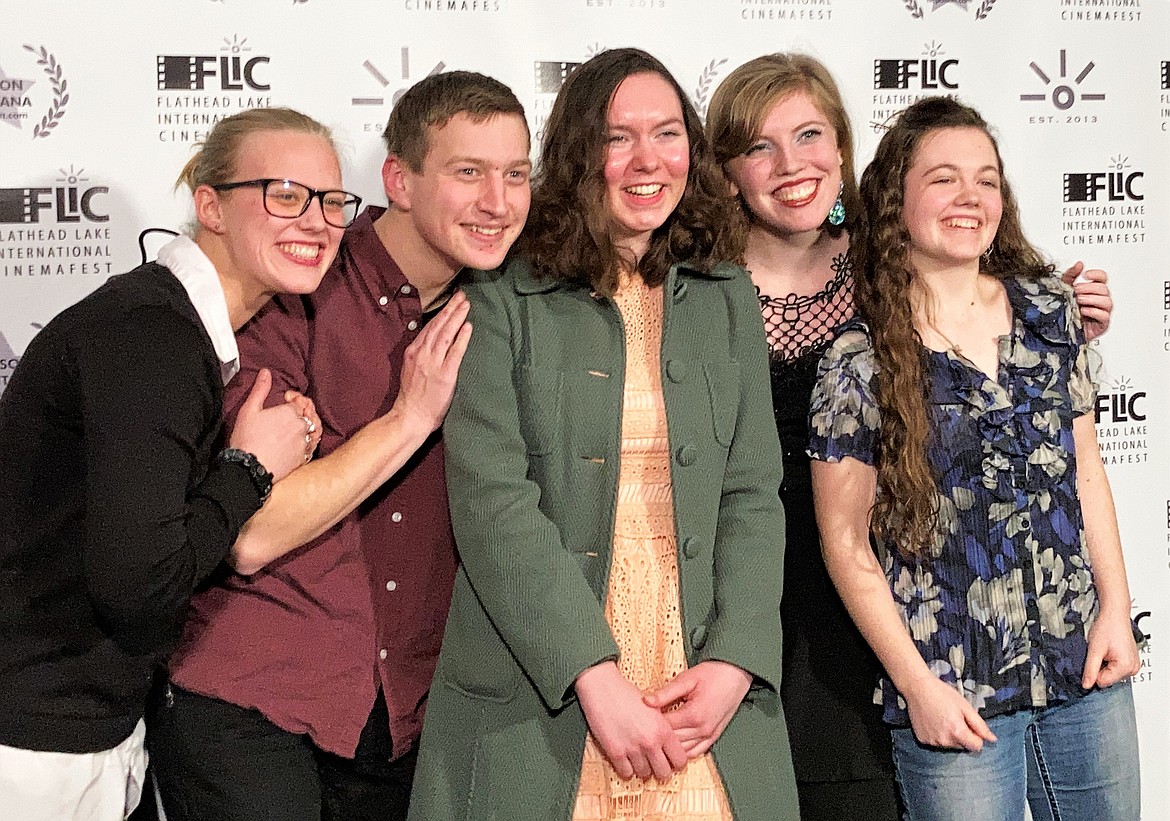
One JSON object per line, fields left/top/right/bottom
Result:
{"left": 757, "top": 253, "right": 893, "bottom": 785}
{"left": 758, "top": 252, "right": 854, "bottom": 493}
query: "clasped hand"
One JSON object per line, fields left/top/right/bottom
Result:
{"left": 576, "top": 660, "right": 751, "bottom": 781}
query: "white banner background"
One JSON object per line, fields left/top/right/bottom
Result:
{"left": 1, "top": 0, "right": 1165, "bottom": 813}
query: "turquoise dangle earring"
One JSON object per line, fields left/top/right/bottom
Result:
{"left": 827, "top": 181, "right": 845, "bottom": 227}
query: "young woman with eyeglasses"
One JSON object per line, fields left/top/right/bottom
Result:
{"left": 0, "top": 106, "right": 351, "bottom": 821}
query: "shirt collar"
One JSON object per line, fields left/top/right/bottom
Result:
{"left": 344, "top": 205, "right": 411, "bottom": 301}
{"left": 157, "top": 234, "right": 240, "bottom": 385}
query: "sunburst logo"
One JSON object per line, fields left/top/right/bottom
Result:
{"left": 219, "top": 35, "right": 252, "bottom": 55}
{"left": 351, "top": 48, "right": 447, "bottom": 109}
{"left": 1020, "top": 50, "right": 1105, "bottom": 110}
{"left": 55, "top": 164, "right": 87, "bottom": 186}
{"left": 1111, "top": 376, "right": 1135, "bottom": 393}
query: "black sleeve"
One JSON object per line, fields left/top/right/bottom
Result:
{"left": 75, "top": 305, "right": 261, "bottom": 657}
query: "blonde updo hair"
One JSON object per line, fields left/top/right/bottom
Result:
{"left": 175, "top": 107, "right": 337, "bottom": 193}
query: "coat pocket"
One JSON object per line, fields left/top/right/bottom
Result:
{"left": 438, "top": 572, "right": 518, "bottom": 703}
{"left": 703, "top": 361, "right": 740, "bottom": 447}
{"left": 515, "top": 366, "right": 563, "bottom": 457}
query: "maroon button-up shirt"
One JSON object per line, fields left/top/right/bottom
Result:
{"left": 169, "top": 207, "right": 457, "bottom": 759}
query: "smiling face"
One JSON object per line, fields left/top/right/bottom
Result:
{"left": 392, "top": 111, "right": 531, "bottom": 274}
{"left": 724, "top": 91, "right": 842, "bottom": 242}
{"left": 902, "top": 126, "right": 1003, "bottom": 275}
{"left": 601, "top": 71, "right": 690, "bottom": 260}
{"left": 209, "top": 129, "right": 345, "bottom": 299}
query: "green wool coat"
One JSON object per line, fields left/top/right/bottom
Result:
{"left": 407, "top": 258, "right": 798, "bottom": 821}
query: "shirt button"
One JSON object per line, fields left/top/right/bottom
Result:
{"left": 378, "top": 648, "right": 388, "bottom": 660}
{"left": 391, "top": 511, "right": 403, "bottom": 523}
{"left": 378, "top": 296, "right": 388, "bottom": 306}
{"left": 400, "top": 284, "right": 412, "bottom": 295}
{"left": 386, "top": 580, "right": 397, "bottom": 592}
{"left": 407, "top": 320, "right": 419, "bottom": 331}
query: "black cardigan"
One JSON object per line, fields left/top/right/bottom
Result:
{"left": 0, "top": 263, "right": 261, "bottom": 753}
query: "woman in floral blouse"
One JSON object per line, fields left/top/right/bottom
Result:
{"left": 808, "top": 95, "right": 1140, "bottom": 820}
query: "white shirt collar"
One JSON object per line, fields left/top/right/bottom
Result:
{"left": 156, "top": 235, "right": 240, "bottom": 385}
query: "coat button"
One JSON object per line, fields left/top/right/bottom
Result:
{"left": 675, "top": 445, "right": 696, "bottom": 466}
{"left": 681, "top": 537, "right": 699, "bottom": 559}
{"left": 689, "top": 625, "right": 708, "bottom": 650}
{"left": 665, "top": 359, "right": 687, "bottom": 383}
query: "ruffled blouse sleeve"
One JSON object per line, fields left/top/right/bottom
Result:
{"left": 807, "top": 321, "right": 881, "bottom": 466}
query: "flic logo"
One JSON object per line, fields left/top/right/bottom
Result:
{"left": 534, "top": 62, "right": 583, "bottom": 95}
{"left": 0, "top": 167, "right": 107, "bottom": 225}
{"left": 874, "top": 42, "right": 958, "bottom": 91}
{"left": 157, "top": 35, "right": 269, "bottom": 92}
{"left": 1094, "top": 377, "right": 1146, "bottom": 425}
{"left": 1064, "top": 156, "right": 1143, "bottom": 203}
{"left": 1135, "top": 610, "right": 1151, "bottom": 642}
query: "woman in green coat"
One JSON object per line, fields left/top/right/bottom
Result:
{"left": 408, "top": 49, "right": 799, "bottom": 821}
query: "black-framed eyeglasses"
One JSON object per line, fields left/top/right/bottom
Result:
{"left": 211, "top": 178, "right": 362, "bottom": 229}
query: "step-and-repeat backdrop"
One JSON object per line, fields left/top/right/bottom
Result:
{"left": 2, "top": 0, "right": 1166, "bottom": 810}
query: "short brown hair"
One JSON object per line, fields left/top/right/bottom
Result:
{"left": 175, "top": 106, "right": 336, "bottom": 192}
{"left": 707, "top": 53, "right": 860, "bottom": 234}
{"left": 381, "top": 71, "right": 528, "bottom": 172}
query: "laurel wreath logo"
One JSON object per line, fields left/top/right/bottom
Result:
{"left": 692, "top": 58, "right": 727, "bottom": 122}
{"left": 974, "top": 0, "right": 997, "bottom": 19}
{"left": 903, "top": 0, "right": 924, "bottom": 19}
{"left": 21, "top": 45, "right": 68, "bottom": 140}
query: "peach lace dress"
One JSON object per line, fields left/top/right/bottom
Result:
{"left": 571, "top": 274, "right": 733, "bottom": 821}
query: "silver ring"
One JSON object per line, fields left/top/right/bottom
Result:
{"left": 301, "top": 415, "right": 316, "bottom": 435}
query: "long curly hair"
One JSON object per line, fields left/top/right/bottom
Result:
{"left": 853, "top": 96, "right": 1053, "bottom": 559}
{"left": 518, "top": 48, "right": 745, "bottom": 294}
{"left": 706, "top": 52, "right": 860, "bottom": 237}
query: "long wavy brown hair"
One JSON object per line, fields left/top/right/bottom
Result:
{"left": 706, "top": 52, "right": 860, "bottom": 237}
{"left": 853, "top": 96, "right": 1054, "bottom": 559}
{"left": 518, "top": 48, "right": 746, "bottom": 294}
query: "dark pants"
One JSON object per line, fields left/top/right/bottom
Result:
{"left": 148, "top": 683, "right": 416, "bottom": 821}
{"left": 796, "top": 777, "right": 902, "bottom": 821}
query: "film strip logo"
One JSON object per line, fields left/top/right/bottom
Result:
{"left": 157, "top": 36, "right": 269, "bottom": 91}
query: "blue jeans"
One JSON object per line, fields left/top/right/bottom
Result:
{"left": 891, "top": 682, "right": 1139, "bottom": 821}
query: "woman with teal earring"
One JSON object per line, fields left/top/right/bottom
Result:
{"left": 706, "top": 54, "right": 1116, "bottom": 821}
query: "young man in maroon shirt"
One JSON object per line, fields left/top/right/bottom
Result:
{"left": 150, "top": 72, "right": 532, "bottom": 821}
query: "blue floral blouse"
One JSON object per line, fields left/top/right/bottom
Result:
{"left": 808, "top": 275, "right": 1100, "bottom": 726}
